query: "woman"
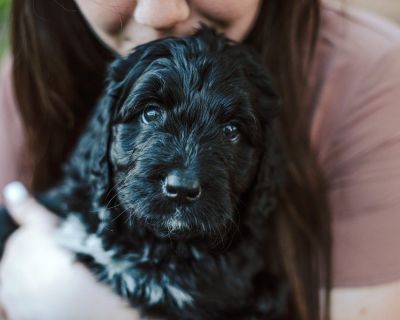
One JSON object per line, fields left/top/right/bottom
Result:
{"left": 1, "top": 0, "right": 400, "bottom": 319}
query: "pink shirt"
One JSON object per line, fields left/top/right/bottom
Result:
{"left": 1, "top": 2, "right": 400, "bottom": 287}
{"left": 310, "top": 3, "right": 400, "bottom": 286}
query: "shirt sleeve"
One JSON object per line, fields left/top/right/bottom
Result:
{"left": 0, "top": 55, "right": 31, "bottom": 204}
{"left": 325, "top": 44, "right": 400, "bottom": 286}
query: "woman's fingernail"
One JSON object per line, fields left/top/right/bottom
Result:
{"left": 3, "top": 181, "right": 28, "bottom": 206}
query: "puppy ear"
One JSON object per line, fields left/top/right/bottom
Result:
{"left": 226, "top": 45, "right": 281, "bottom": 124}
{"left": 79, "top": 91, "right": 114, "bottom": 206}
{"left": 245, "top": 120, "right": 287, "bottom": 239}
{"left": 230, "top": 47, "right": 286, "bottom": 235}
{"left": 43, "top": 43, "right": 175, "bottom": 217}
{"left": 41, "top": 89, "right": 116, "bottom": 218}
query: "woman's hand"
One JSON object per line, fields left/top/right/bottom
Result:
{"left": 0, "top": 182, "right": 141, "bottom": 320}
{"left": 331, "top": 282, "right": 400, "bottom": 320}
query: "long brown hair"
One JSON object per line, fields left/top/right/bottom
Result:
{"left": 11, "top": 1, "right": 331, "bottom": 319}
{"left": 246, "top": 2, "right": 331, "bottom": 319}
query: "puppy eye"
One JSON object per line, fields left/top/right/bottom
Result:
{"left": 223, "top": 123, "right": 240, "bottom": 143}
{"left": 141, "top": 105, "right": 163, "bottom": 124}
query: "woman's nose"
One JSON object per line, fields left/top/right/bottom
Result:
{"left": 134, "top": 0, "right": 190, "bottom": 30}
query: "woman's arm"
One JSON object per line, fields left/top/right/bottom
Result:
{"left": 321, "top": 35, "right": 400, "bottom": 319}
{"left": 331, "top": 282, "right": 400, "bottom": 320}
{"left": 0, "top": 184, "right": 141, "bottom": 320}
{"left": 0, "top": 56, "right": 141, "bottom": 319}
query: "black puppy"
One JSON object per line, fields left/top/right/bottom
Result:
{"left": 1, "top": 27, "right": 287, "bottom": 319}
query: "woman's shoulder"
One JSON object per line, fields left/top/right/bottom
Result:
{"left": 312, "top": 1, "right": 400, "bottom": 94}
{"left": 311, "top": 2, "right": 400, "bottom": 152}
{"left": 312, "top": 3, "right": 400, "bottom": 287}
{"left": 320, "top": 1, "right": 400, "bottom": 58}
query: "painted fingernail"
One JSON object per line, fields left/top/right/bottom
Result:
{"left": 3, "top": 181, "right": 28, "bottom": 206}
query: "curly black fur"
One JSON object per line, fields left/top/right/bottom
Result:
{"left": 1, "top": 27, "right": 288, "bottom": 319}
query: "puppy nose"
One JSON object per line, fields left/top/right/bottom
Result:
{"left": 163, "top": 169, "right": 201, "bottom": 201}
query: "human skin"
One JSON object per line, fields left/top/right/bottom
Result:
{"left": 0, "top": 1, "right": 262, "bottom": 319}
{"left": 74, "top": 0, "right": 261, "bottom": 55}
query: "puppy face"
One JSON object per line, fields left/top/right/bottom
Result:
{"left": 107, "top": 30, "right": 278, "bottom": 240}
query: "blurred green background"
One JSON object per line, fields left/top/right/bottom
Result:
{"left": 0, "top": 0, "right": 10, "bottom": 57}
